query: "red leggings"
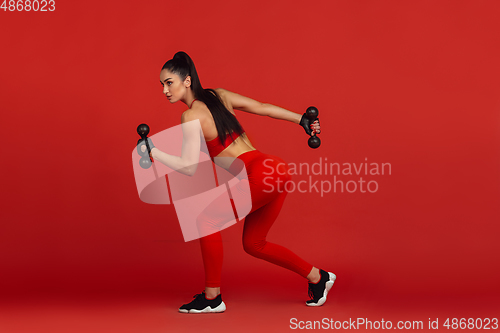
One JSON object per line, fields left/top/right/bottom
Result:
{"left": 199, "top": 150, "right": 313, "bottom": 288}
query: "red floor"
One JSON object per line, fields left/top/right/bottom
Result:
{"left": 1, "top": 283, "right": 498, "bottom": 333}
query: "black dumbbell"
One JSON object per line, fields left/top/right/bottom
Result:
{"left": 305, "top": 106, "right": 321, "bottom": 149}
{"left": 137, "top": 123, "right": 153, "bottom": 169}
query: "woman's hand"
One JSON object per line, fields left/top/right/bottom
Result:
{"left": 310, "top": 119, "right": 321, "bottom": 135}
{"left": 300, "top": 115, "right": 321, "bottom": 136}
{"left": 137, "top": 137, "right": 156, "bottom": 158}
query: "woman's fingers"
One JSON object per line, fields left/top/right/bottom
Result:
{"left": 310, "top": 121, "right": 321, "bottom": 134}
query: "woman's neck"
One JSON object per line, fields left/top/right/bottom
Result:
{"left": 181, "top": 90, "right": 196, "bottom": 108}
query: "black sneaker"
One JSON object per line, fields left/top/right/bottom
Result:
{"left": 178, "top": 292, "right": 226, "bottom": 313}
{"left": 306, "top": 269, "right": 336, "bottom": 306}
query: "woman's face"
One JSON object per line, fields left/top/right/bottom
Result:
{"left": 159, "top": 69, "right": 191, "bottom": 104}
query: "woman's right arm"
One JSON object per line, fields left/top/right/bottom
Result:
{"left": 148, "top": 110, "right": 202, "bottom": 176}
{"left": 216, "top": 88, "right": 302, "bottom": 124}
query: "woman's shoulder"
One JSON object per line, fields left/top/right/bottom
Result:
{"left": 213, "top": 88, "right": 235, "bottom": 112}
{"left": 182, "top": 102, "right": 218, "bottom": 138}
{"left": 182, "top": 106, "right": 208, "bottom": 123}
{"left": 214, "top": 87, "right": 228, "bottom": 95}
{"left": 215, "top": 87, "right": 238, "bottom": 100}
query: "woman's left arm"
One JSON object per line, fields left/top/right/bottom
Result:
{"left": 149, "top": 111, "right": 202, "bottom": 176}
{"left": 217, "top": 88, "right": 321, "bottom": 135}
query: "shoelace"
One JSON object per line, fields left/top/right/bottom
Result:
{"left": 308, "top": 284, "right": 315, "bottom": 300}
{"left": 187, "top": 292, "right": 205, "bottom": 305}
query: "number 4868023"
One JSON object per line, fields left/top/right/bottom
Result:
{"left": 1, "top": 0, "right": 55, "bottom": 11}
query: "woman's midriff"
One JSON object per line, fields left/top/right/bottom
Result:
{"left": 212, "top": 134, "right": 255, "bottom": 158}
{"left": 227, "top": 149, "right": 259, "bottom": 177}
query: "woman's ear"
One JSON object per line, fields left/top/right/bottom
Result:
{"left": 184, "top": 76, "right": 192, "bottom": 88}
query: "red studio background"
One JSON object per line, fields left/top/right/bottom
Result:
{"left": 1, "top": 1, "right": 499, "bottom": 332}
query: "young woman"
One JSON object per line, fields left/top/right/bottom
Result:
{"left": 144, "top": 51, "right": 335, "bottom": 313}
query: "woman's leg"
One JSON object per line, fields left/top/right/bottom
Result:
{"left": 199, "top": 231, "right": 223, "bottom": 298}
{"left": 242, "top": 190, "right": 314, "bottom": 278}
{"left": 196, "top": 178, "right": 251, "bottom": 296}
{"left": 241, "top": 174, "right": 336, "bottom": 307}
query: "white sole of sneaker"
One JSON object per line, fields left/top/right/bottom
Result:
{"left": 306, "top": 272, "right": 336, "bottom": 307}
{"left": 179, "top": 301, "right": 226, "bottom": 314}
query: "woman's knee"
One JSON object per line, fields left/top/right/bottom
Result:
{"left": 242, "top": 237, "right": 266, "bottom": 257}
{"left": 196, "top": 212, "right": 220, "bottom": 236}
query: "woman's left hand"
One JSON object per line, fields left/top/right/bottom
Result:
{"left": 310, "top": 119, "right": 321, "bottom": 135}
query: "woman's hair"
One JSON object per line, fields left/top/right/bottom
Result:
{"left": 162, "top": 51, "right": 244, "bottom": 145}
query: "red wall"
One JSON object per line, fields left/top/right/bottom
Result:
{"left": 1, "top": 0, "right": 499, "bottom": 310}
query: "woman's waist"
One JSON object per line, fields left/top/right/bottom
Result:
{"left": 228, "top": 149, "right": 289, "bottom": 178}
{"left": 226, "top": 149, "right": 260, "bottom": 176}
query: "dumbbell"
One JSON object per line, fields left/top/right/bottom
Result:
{"left": 305, "top": 106, "right": 321, "bottom": 149}
{"left": 137, "top": 123, "right": 153, "bottom": 169}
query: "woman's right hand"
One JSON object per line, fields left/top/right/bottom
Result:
{"left": 137, "top": 137, "right": 156, "bottom": 157}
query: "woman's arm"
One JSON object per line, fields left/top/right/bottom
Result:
{"left": 217, "top": 88, "right": 320, "bottom": 134}
{"left": 217, "top": 88, "right": 302, "bottom": 124}
{"left": 149, "top": 111, "right": 202, "bottom": 176}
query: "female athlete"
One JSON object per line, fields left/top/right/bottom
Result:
{"left": 143, "top": 51, "right": 335, "bottom": 313}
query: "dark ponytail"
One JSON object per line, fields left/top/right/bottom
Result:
{"left": 162, "top": 51, "right": 244, "bottom": 145}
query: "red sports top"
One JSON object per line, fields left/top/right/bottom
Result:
{"left": 206, "top": 132, "right": 244, "bottom": 157}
